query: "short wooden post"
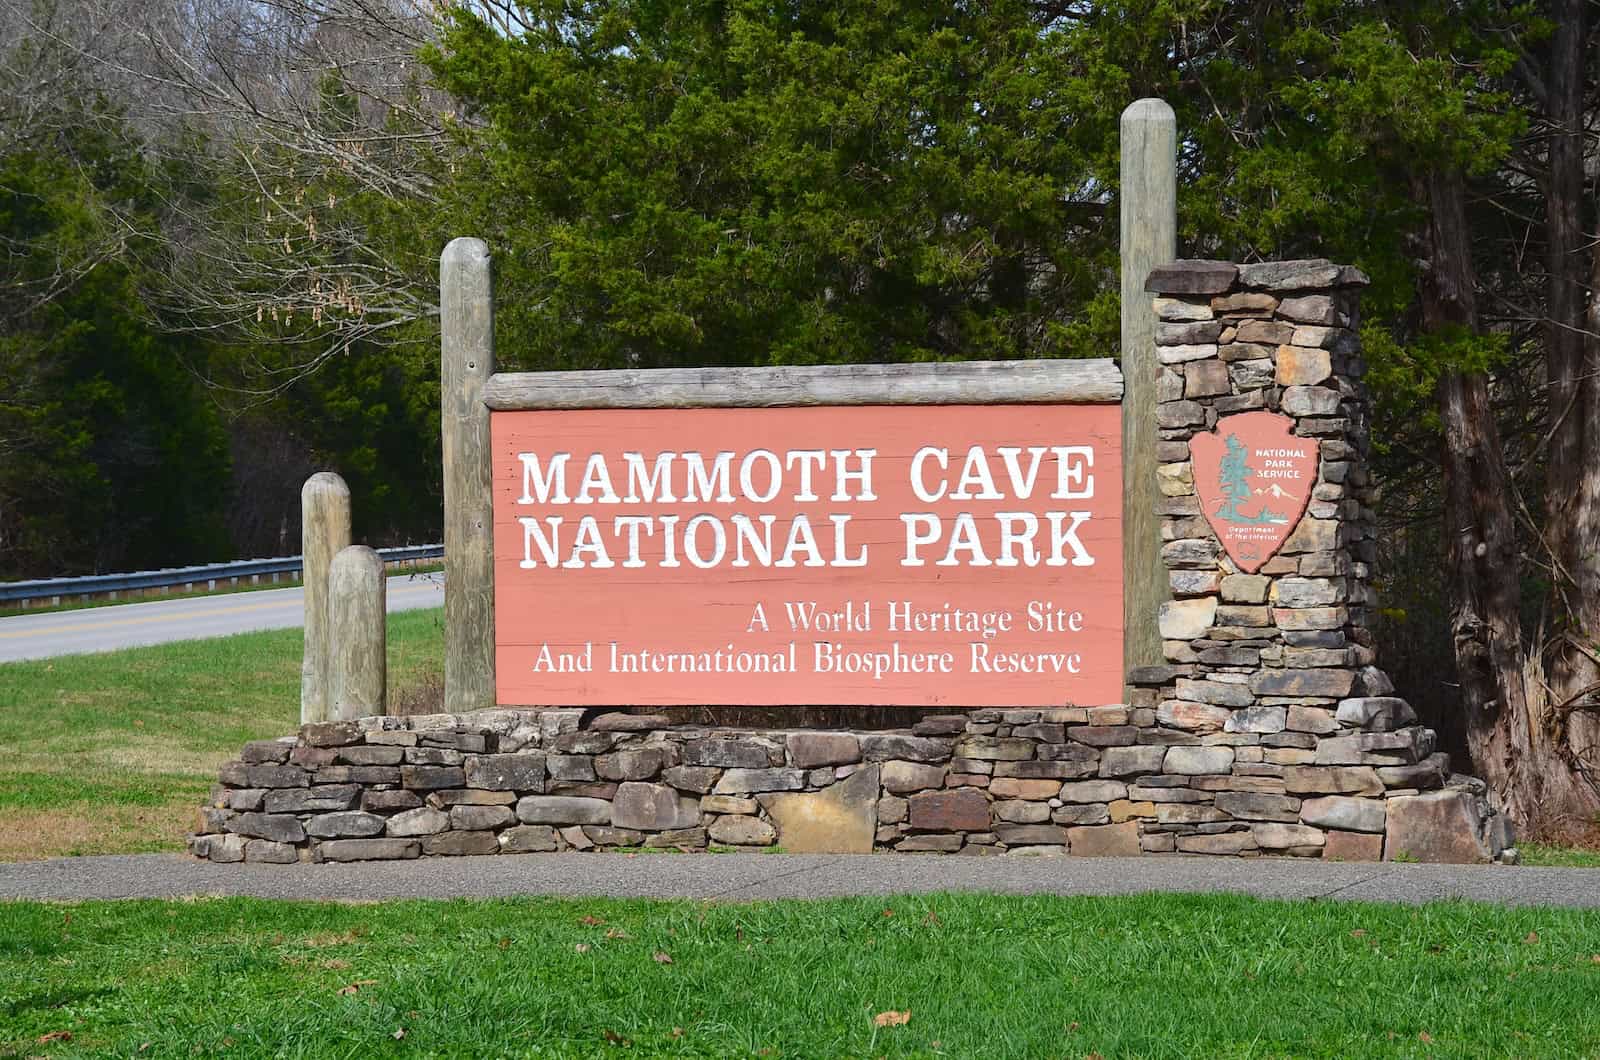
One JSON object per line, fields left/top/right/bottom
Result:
{"left": 328, "top": 545, "right": 386, "bottom": 720}
{"left": 441, "top": 237, "right": 497, "bottom": 712}
{"left": 1120, "top": 98, "right": 1177, "bottom": 687}
{"left": 301, "top": 471, "right": 351, "bottom": 723}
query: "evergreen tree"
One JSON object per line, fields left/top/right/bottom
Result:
{"left": 1214, "top": 435, "right": 1252, "bottom": 522}
{"left": 0, "top": 94, "right": 231, "bottom": 577}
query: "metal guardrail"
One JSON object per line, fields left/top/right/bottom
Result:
{"left": 0, "top": 544, "right": 443, "bottom": 605}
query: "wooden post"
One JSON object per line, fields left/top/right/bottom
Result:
{"left": 328, "top": 545, "right": 386, "bottom": 720}
{"left": 1120, "top": 98, "right": 1177, "bottom": 688}
{"left": 441, "top": 237, "right": 497, "bottom": 712}
{"left": 301, "top": 471, "right": 351, "bottom": 724}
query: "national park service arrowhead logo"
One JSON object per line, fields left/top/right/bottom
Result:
{"left": 1190, "top": 411, "right": 1317, "bottom": 574}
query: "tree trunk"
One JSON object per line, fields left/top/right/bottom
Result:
{"left": 1539, "top": 0, "right": 1600, "bottom": 832}
{"left": 1422, "top": 168, "right": 1546, "bottom": 824}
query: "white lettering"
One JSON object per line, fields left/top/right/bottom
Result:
{"left": 830, "top": 449, "right": 877, "bottom": 501}
{"left": 910, "top": 447, "right": 948, "bottom": 503}
{"left": 519, "top": 516, "right": 562, "bottom": 567}
{"left": 683, "top": 451, "right": 735, "bottom": 503}
{"left": 1046, "top": 511, "right": 1094, "bottom": 566}
{"left": 622, "top": 451, "right": 676, "bottom": 503}
{"left": 517, "top": 452, "right": 570, "bottom": 504}
{"left": 1052, "top": 446, "right": 1095, "bottom": 500}
{"left": 738, "top": 449, "right": 782, "bottom": 503}
{"left": 574, "top": 453, "right": 620, "bottom": 504}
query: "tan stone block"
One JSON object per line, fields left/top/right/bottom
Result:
{"left": 1067, "top": 822, "right": 1141, "bottom": 856}
{"left": 1323, "top": 830, "right": 1383, "bottom": 861}
{"left": 700, "top": 795, "right": 758, "bottom": 815}
{"left": 1283, "top": 765, "right": 1383, "bottom": 796}
{"left": 1176, "top": 832, "right": 1258, "bottom": 855}
{"left": 1158, "top": 597, "right": 1217, "bottom": 640}
{"left": 1155, "top": 297, "right": 1214, "bottom": 322}
{"left": 1109, "top": 799, "right": 1156, "bottom": 822}
{"left": 757, "top": 765, "right": 879, "bottom": 853}
{"left": 1184, "top": 359, "right": 1231, "bottom": 398}
{"left": 1211, "top": 291, "right": 1278, "bottom": 313}
{"left": 1383, "top": 791, "right": 1491, "bottom": 863}
{"left": 1157, "top": 461, "right": 1195, "bottom": 497}
{"left": 1275, "top": 344, "right": 1332, "bottom": 385}
{"left": 1156, "top": 700, "right": 1231, "bottom": 733}
{"left": 988, "top": 778, "right": 1062, "bottom": 801}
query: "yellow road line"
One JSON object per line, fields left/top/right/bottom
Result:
{"left": 0, "top": 584, "right": 442, "bottom": 641}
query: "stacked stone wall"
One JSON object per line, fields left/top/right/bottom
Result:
{"left": 1134, "top": 258, "right": 1503, "bottom": 861}
{"left": 192, "top": 708, "right": 1165, "bottom": 862}
{"left": 190, "top": 258, "right": 1507, "bottom": 866}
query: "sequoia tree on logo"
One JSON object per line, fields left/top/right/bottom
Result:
{"left": 1215, "top": 435, "right": 1252, "bottom": 522}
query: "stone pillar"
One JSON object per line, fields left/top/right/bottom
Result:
{"left": 328, "top": 544, "right": 386, "bottom": 721}
{"left": 1129, "top": 259, "right": 1502, "bottom": 862}
{"left": 301, "top": 472, "right": 351, "bottom": 724}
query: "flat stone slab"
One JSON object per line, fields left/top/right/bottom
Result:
{"left": 759, "top": 765, "right": 879, "bottom": 854}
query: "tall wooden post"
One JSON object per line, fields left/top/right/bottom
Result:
{"left": 328, "top": 545, "right": 386, "bottom": 720}
{"left": 301, "top": 471, "right": 351, "bottom": 723}
{"left": 1120, "top": 98, "right": 1177, "bottom": 688}
{"left": 441, "top": 237, "right": 497, "bottom": 712}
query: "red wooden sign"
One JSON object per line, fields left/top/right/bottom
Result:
{"left": 490, "top": 404, "right": 1122, "bottom": 706}
{"left": 1190, "top": 411, "right": 1318, "bottom": 573}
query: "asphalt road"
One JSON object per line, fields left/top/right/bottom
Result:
{"left": 1, "top": 852, "right": 1595, "bottom": 907}
{"left": 0, "top": 572, "right": 444, "bottom": 663}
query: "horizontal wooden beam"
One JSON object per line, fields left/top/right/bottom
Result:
{"left": 483, "top": 359, "right": 1123, "bottom": 411}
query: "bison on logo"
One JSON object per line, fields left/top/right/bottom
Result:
{"left": 1188, "top": 411, "right": 1318, "bottom": 574}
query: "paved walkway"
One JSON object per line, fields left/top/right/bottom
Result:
{"left": 2, "top": 853, "right": 1595, "bottom": 907}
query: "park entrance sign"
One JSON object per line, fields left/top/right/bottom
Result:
{"left": 190, "top": 99, "right": 1507, "bottom": 866}
{"left": 490, "top": 403, "right": 1122, "bottom": 706}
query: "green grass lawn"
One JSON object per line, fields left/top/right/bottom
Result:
{"left": 3, "top": 892, "right": 1599, "bottom": 1058}
{"left": 1520, "top": 844, "right": 1600, "bottom": 868}
{"left": 0, "top": 608, "right": 444, "bottom": 860}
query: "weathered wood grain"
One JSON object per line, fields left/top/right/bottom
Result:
{"left": 300, "top": 471, "right": 350, "bottom": 724}
{"left": 483, "top": 358, "right": 1122, "bottom": 411}
{"left": 328, "top": 545, "right": 386, "bottom": 720}
{"left": 1119, "top": 98, "right": 1177, "bottom": 687}
{"left": 441, "top": 237, "right": 497, "bottom": 711}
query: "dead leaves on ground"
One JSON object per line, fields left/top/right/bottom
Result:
{"left": 873, "top": 1010, "right": 911, "bottom": 1028}
{"left": 571, "top": 917, "right": 681, "bottom": 970}
{"left": 336, "top": 979, "right": 378, "bottom": 996}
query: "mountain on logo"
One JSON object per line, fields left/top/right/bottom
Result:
{"left": 1253, "top": 483, "right": 1299, "bottom": 501}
